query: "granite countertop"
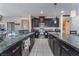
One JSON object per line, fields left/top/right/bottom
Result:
{"left": 0, "top": 32, "right": 34, "bottom": 54}
{"left": 48, "top": 32, "right": 79, "bottom": 52}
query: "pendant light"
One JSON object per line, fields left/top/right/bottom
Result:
{"left": 54, "top": 3, "right": 58, "bottom": 24}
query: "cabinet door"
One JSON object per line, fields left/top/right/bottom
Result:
{"left": 53, "top": 39, "right": 61, "bottom": 56}
{"left": 32, "top": 18, "right": 39, "bottom": 27}
{"left": 61, "top": 49, "right": 70, "bottom": 56}
{"left": 29, "top": 35, "right": 35, "bottom": 52}
{"left": 12, "top": 46, "right": 22, "bottom": 56}
{"left": 51, "top": 37, "right": 55, "bottom": 53}
{"left": 1, "top": 42, "right": 22, "bottom": 56}
{"left": 60, "top": 43, "right": 79, "bottom": 56}
{"left": 69, "top": 49, "right": 79, "bottom": 56}
{"left": 61, "top": 45, "right": 70, "bottom": 56}
{"left": 63, "top": 16, "right": 71, "bottom": 34}
{"left": 48, "top": 34, "right": 51, "bottom": 48}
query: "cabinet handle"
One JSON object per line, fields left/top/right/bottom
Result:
{"left": 12, "top": 46, "right": 20, "bottom": 53}
{"left": 61, "top": 46, "right": 70, "bottom": 51}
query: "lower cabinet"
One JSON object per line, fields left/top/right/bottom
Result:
{"left": 48, "top": 34, "right": 79, "bottom": 56}
{"left": 29, "top": 35, "right": 35, "bottom": 52}
{"left": 48, "top": 34, "right": 61, "bottom": 56}
{"left": 69, "top": 49, "right": 79, "bottom": 56}
{"left": 53, "top": 39, "right": 61, "bottom": 56}
{"left": 48, "top": 34, "right": 51, "bottom": 48}
{"left": 1, "top": 41, "right": 22, "bottom": 56}
{"left": 50, "top": 38, "right": 54, "bottom": 53}
{"left": 60, "top": 44, "right": 79, "bottom": 56}
{"left": 21, "top": 37, "right": 30, "bottom": 56}
{"left": 0, "top": 34, "right": 35, "bottom": 56}
{"left": 60, "top": 45, "right": 70, "bottom": 56}
{"left": 48, "top": 34, "right": 54, "bottom": 53}
{"left": 22, "top": 35, "right": 35, "bottom": 56}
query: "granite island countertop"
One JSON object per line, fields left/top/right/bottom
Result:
{"left": 0, "top": 32, "right": 34, "bottom": 54}
{"left": 48, "top": 32, "right": 79, "bottom": 52}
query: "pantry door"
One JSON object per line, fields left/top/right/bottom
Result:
{"left": 63, "top": 16, "right": 71, "bottom": 34}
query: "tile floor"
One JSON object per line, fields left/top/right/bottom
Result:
{"left": 29, "top": 37, "right": 53, "bottom": 56}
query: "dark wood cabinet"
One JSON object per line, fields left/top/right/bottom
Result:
{"left": 48, "top": 34, "right": 61, "bottom": 56}
{"left": 48, "top": 34, "right": 79, "bottom": 56}
{"left": 60, "top": 44, "right": 79, "bottom": 56}
{"left": 1, "top": 41, "right": 22, "bottom": 56}
{"left": 32, "top": 17, "right": 39, "bottom": 27}
{"left": 39, "top": 16, "right": 45, "bottom": 23}
{"left": 69, "top": 49, "right": 79, "bottom": 56}
{"left": 50, "top": 36, "right": 54, "bottom": 53}
{"left": 50, "top": 38, "right": 54, "bottom": 52}
{"left": 48, "top": 34, "right": 52, "bottom": 49}
{"left": 53, "top": 39, "right": 61, "bottom": 56}
{"left": 48, "top": 17, "right": 59, "bottom": 27}
{"left": 0, "top": 33, "right": 35, "bottom": 56}
{"left": 60, "top": 45, "right": 70, "bottom": 56}
{"left": 61, "top": 48, "right": 70, "bottom": 56}
{"left": 29, "top": 35, "right": 35, "bottom": 52}
{"left": 31, "top": 16, "right": 59, "bottom": 29}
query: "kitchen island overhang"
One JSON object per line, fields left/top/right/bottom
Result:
{"left": 0, "top": 32, "right": 35, "bottom": 56}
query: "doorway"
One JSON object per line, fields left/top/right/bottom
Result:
{"left": 63, "top": 16, "right": 71, "bottom": 34}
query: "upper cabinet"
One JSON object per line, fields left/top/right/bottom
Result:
{"left": 32, "top": 16, "right": 59, "bottom": 27}
{"left": 32, "top": 17, "right": 39, "bottom": 27}
{"left": 39, "top": 16, "right": 45, "bottom": 23}
{"left": 49, "top": 17, "right": 59, "bottom": 27}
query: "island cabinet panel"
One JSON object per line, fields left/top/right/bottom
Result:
{"left": 1, "top": 41, "right": 22, "bottom": 56}
{"left": 48, "top": 34, "right": 61, "bottom": 56}
{"left": 29, "top": 34, "right": 35, "bottom": 52}
{"left": 60, "top": 43, "right": 79, "bottom": 56}
{"left": 0, "top": 33, "right": 35, "bottom": 56}
{"left": 60, "top": 45, "right": 71, "bottom": 56}
{"left": 48, "top": 35, "right": 51, "bottom": 48}
{"left": 48, "top": 33, "right": 79, "bottom": 56}
{"left": 48, "top": 35, "right": 55, "bottom": 53}
{"left": 69, "top": 49, "right": 79, "bottom": 56}
{"left": 53, "top": 39, "right": 61, "bottom": 56}
{"left": 50, "top": 38, "right": 54, "bottom": 53}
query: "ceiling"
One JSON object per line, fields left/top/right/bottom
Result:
{"left": 0, "top": 3, "right": 79, "bottom": 17}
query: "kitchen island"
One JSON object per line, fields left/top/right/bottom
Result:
{"left": 0, "top": 32, "right": 35, "bottom": 56}
{"left": 48, "top": 32, "right": 79, "bottom": 56}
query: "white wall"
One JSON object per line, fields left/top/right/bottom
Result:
{"left": 1, "top": 16, "right": 30, "bottom": 31}
{"left": 71, "top": 16, "right": 79, "bottom": 34}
